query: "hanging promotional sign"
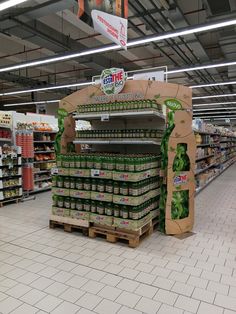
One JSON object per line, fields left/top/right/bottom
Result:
{"left": 91, "top": 10, "right": 127, "bottom": 49}
{"left": 78, "top": 0, "right": 128, "bottom": 24}
{"left": 100, "top": 68, "right": 126, "bottom": 95}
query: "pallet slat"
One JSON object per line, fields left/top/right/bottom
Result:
{"left": 49, "top": 220, "right": 88, "bottom": 236}
{"left": 88, "top": 220, "right": 153, "bottom": 248}
{"left": 0, "top": 197, "right": 21, "bottom": 207}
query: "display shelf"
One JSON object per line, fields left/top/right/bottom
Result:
{"left": 195, "top": 163, "right": 217, "bottom": 175}
{"left": 196, "top": 158, "right": 235, "bottom": 194}
{"left": 194, "top": 130, "right": 221, "bottom": 136}
{"left": 196, "top": 154, "right": 214, "bottom": 162}
{"left": 34, "top": 177, "right": 51, "bottom": 182}
{"left": 33, "top": 170, "right": 51, "bottom": 175}
{"left": 33, "top": 160, "right": 55, "bottom": 164}
{"left": 34, "top": 150, "right": 55, "bottom": 154}
{"left": 34, "top": 140, "right": 55, "bottom": 143}
{"left": 0, "top": 145, "right": 22, "bottom": 202}
{"left": 0, "top": 138, "right": 11, "bottom": 142}
{"left": 29, "top": 187, "right": 51, "bottom": 193}
{"left": 74, "top": 110, "right": 165, "bottom": 121}
{"left": 197, "top": 143, "right": 220, "bottom": 147}
{"left": 0, "top": 185, "right": 22, "bottom": 190}
{"left": 73, "top": 139, "right": 161, "bottom": 145}
{"left": 33, "top": 130, "right": 57, "bottom": 134}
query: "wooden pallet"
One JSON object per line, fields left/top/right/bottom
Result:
{"left": 49, "top": 220, "right": 88, "bottom": 236}
{"left": 89, "top": 220, "right": 153, "bottom": 248}
{"left": 0, "top": 197, "right": 22, "bottom": 207}
{"left": 152, "top": 217, "right": 159, "bottom": 230}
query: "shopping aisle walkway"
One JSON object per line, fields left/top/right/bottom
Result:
{"left": 0, "top": 165, "right": 236, "bottom": 314}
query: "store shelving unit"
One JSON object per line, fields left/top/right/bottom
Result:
{"left": 33, "top": 130, "right": 56, "bottom": 191}
{"left": 0, "top": 146, "right": 22, "bottom": 204}
{"left": 51, "top": 79, "right": 195, "bottom": 238}
{"left": 195, "top": 130, "right": 236, "bottom": 194}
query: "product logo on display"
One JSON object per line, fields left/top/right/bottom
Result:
{"left": 173, "top": 174, "right": 187, "bottom": 185}
{"left": 164, "top": 98, "right": 182, "bottom": 111}
{"left": 101, "top": 68, "right": 126, "bottom": 95}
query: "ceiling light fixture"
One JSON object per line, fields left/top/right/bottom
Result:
{"left": 190, "top": 81, "right": 236, "bottom": 88}
{"left": 167, "top": 61, "right": 236, "bottom": 75}
{"left": 0, "top": 0, "right": 29, "bottom": 12}
{"left": 0, "top": 82, "right": 91, "bottom": 96}
{"left": 193, "top": 93, "right": 236, "bottom": 100}
{"left": 3, "top": 100, "right": 60, "bottom": 107}
{"left": 193, "top": 101, "right": 236, "bottom": 107}
{"left": 0, "top": 18, "right": 236, "bottom": 73}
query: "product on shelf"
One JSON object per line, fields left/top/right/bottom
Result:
{"left": 16, "top": 130, "right": 34, "bottom": 158}
{"left": 76, "top": 129, "right": 163, "bottom": 139}
{"left": 0, "top": 145, "right": 22, "bottom": 201}
{"left": 77, "top": 99, "right": 162, "bottom": 114}
{"left": 0, "top": 128, "right": 11, "bottom": 139}
{"left": 56, "top": 153, "right": 160, "bottom": 172}
{"left": 17, "top": 122, "right": 58, "bottom": 132}
{"left": 52, "top": 152, "right": 160, "bottom": 226}
{"left": 194, "top": 121, "right": 236, "bottom": 193}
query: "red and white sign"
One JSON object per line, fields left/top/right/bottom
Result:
{"left": 91, "top": 10, "right": 127, "bottom": 49}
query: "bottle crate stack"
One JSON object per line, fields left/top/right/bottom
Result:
{"left": 51, "top": 153, "right": 160, "bottom": 230}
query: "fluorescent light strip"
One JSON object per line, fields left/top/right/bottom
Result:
{"left": 194, "top": 112, "right": 236, "bottom": 115}
{"left": 0, "top": 82, "right": 91, "bottom": 96}
{"left": 193, "top": 101, "right": 236, "bottom": 107}
{"left": 3, "top": 100, "right": 60, "bottom": 107}
{"left": 0, "top": 18, "right": 236, "bottom": 73}
{"left": 190, "top": 81, "right": 236, "bottom": 88}
{"left": 193, "top": 107, "right": 236, "bottom": 111}
{"left": 167, "top": 61, "right": 236, "bottom": 75}
{"left": 193, "top": 93, "right": 236, "bottom": 100}
{"left": 0, "top": 0, "right": 29, "bottom": 12}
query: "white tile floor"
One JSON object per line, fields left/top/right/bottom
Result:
{"left": 0, "top": 164, "right": 236, "bottom": 313}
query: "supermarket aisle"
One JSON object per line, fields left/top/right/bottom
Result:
{"left": 0, "top": 165, "right": 236, "bottom": 314}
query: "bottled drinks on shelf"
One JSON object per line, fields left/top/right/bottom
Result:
{"left": 77, "top": 99, "right": 162, "bottom": 114}
{"left": 76, "top": 129, "right": 163, "bottom": 139}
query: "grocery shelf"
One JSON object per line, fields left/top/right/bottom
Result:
{"left": 0, "top": 185, "right": 22, "bottom": 190}
{"left": 34, "top": 141, "right": 55, "bottom": 143}
{"left": 33, "top": 130, "right": 57, "bottom": 133}
{"left": 196, "top": 154, "right": 214, "bottom": 162}
{"left": 34, "top": 177, "right": 51, "bottom": 182}
{"left": 73, "top": 139, "right": 161, "bottom": 145}
{"left": 1, "top": 175, "right": 21, "bottom": 179}
{"left": 0, "top": 138, "right": 11, "bottom": 142}
{"left": 74, "top": 110, "right": 165, "bottom": 120}
{"left": 33, "top": 160, "right": 55, "bottom": 164}
{"left": 197, "top": 143, "right": 220, "bottom": 147}
{"left": 33, "top": 170, "right": 51, "bottom": 175}
{"left": 29, "top": 187, "right": 51, "bottom": 193}
{"left": 34, "top": 150, "right": 55, "bottom": 154}
{"left": 194, "top": 130, "right": 236, "bottom": 138}
{"left": 0, "top": 164, "right": 21, "bottom": 168}
{"left": 195, "top": 163, "right": 217, "bottom": 175}
{"left": 196, "top": 158, "right": 236, "bottom": 194}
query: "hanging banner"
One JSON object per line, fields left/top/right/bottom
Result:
{"left": 78, "top": 0, "right": 128, "bottom": 24}
{"left": 91, "top": 10, "right": 127, "bottom": 49}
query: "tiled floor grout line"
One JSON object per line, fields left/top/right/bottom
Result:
{"left": 0, "top": 166, "right": 236, "bottom": 313}
{"left": 1, "top": 241, "right": 223, "bottom": 310}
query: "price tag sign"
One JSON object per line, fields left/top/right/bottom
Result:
{"left": 101, "top": 114, "right": 109, "bottom": 121}
{"left": 51, "top": 167, "right": 58, "bottom": 175}
{"left": 91, "top": 169, "right": 100, "bottom": 177}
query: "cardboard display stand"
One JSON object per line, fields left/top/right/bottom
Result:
{"left": 56, "top": 79, "right": 195, "bottom": 235}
